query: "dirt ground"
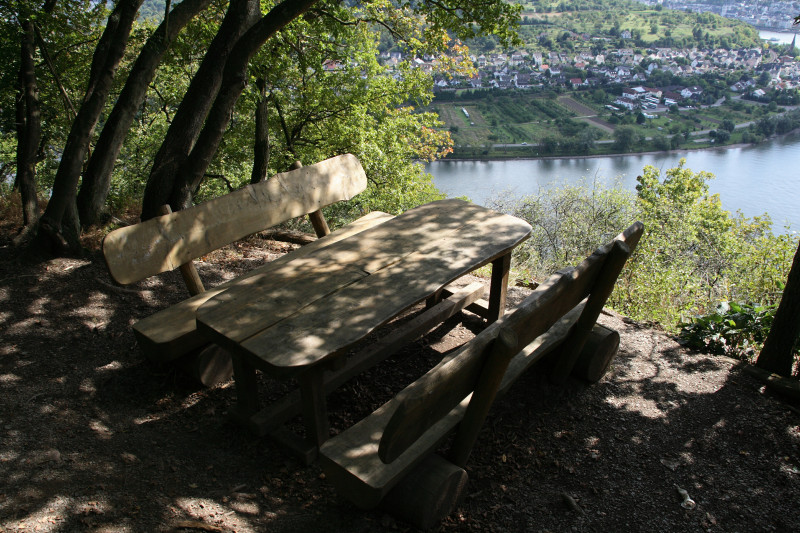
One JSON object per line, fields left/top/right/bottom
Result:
{"left": 1, "top": 216, "right": 799, "bottom": 533}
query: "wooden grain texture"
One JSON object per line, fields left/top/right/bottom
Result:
{"left": 550, "top": 221, "right": 643, "bottom": 384}
{"left": 103, "top": 154, "right": 367, "bottom": 285}
{"left": 319, "top": 223, "right": 644, "bottom": 511}
{"left": 318, "top": 392, "right": 470, "bottom": 509}
{"left": 570, "top": 324, "right": 620, "bottom": 383}
{"left": 157, "top": 204, "right": 206, "bottom": 296}
{"left": 132, "top": 211, "right": 394, "bottom": 362}
{"left": 448, "top": 327, "right": 518, "bottom": 467}
{"left": 194, "top": 200, "right": 487, "bottom": 348}
{"left": 380, "top": 454, "right": 468, "bottom": 530}
{"left": 233, "top": 205, "right": 531, "bottom": 374}
{"left": 244, "top": 283, "right": 485, "bottom": 437}
{"left": 318, "top": 265, "right": 598, "bottom": 508}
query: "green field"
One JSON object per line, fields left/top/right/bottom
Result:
{"left": 431, "top": 89, "right": 782, "bottom": 158}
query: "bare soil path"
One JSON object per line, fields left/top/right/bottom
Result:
{"left": 1, "top": 214, "right": 799, "bottom": 532}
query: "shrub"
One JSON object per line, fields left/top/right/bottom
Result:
{"left": 489, "top": 160, "right": 799, "bottom": 346}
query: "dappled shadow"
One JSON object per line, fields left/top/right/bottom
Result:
{"left": 3, "top": 204, "right": 799, "bottom": 531}
{"left": 454, "top": 315, "right": 800, "bottom": 531}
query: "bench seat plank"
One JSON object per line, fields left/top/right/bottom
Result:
{"left": 225, "top": 208, "right": 532, "bottom": 374}
{"left": 318, "top": 305, "right": 585, "bottom": 509}
{"left": 132, "top": 211, "right": 394, "bottom": 362}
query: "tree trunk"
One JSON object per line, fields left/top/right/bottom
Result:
{"left": 250, "top": 77, "right": 270, "bottom": 184}
{"left": 37, "top": 0, "right": 143, "bottom": 253}
{"left": 15, "top": 19, "right": 41, "bottom": 228}
{"left": 76, "top": 0, "right": 213, "bottom": 227}
{"left": 140, "top": 0, "right": 262, "bottom": 221}
{"left": 756, "top": 242, "right": 800, "bottom": 377}
{"left": 170, "top": 0, "right": 319, "bottom": 211}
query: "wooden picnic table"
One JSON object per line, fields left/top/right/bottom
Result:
{"left": 195, "top": 199, "right": 532, "bottom": 461}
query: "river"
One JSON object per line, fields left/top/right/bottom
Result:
{"left": 759, "top": 30, "right": 798, "bottom": 45}
{"left": 427, "top": 132, "right": 800, "bottom": 232}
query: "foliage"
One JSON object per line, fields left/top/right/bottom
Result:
{"left": 489, "top": 159, "right": 800, "bottom": 356}
{"left": 489, "top": 179, "right": 637, "bottom": 283}
{"left": 2, "top": 0, "right": 521, "bottom": 231}
{"left": 679, "top": 300, "right": 779, "bottom": 362}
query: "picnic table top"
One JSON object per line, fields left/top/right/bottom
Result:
{"left": 195, "top": 199, "right": 532, "bottom": 376}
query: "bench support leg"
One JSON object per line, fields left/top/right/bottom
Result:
{"left": 231, "top": 355, "right": 260, "bottom": 420}
{"left": 299, "top": 371, "right": 329, "bottom": 448}
{"left": 488, "top": 253, "right": 511, "bottom": 323}
{"left": 381, "top": 454, "right": 468, "bottom": 530}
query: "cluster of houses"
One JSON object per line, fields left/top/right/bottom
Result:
{"left": 379, "top": 42, "right": 800, "bottom": 107}
{"left": 636, "top": 1, "right": 800, "bottom": 31}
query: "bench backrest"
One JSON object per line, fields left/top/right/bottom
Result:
{"left": 103, "top": 154, "right": 367, "bottom": 285}
{"left": 378, "top": 221, "right": 644, "bottom": 465}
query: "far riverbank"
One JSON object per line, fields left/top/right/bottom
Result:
{"left": 428, "top": 131, "right": 800, "bottom": 233}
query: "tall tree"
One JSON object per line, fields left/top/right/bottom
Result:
{"left": 15, "top": 17, "right": 42, "bottom": 228}
{"left": 37, "top": 0, "right": 144, "bottom": 252}
{"left": 76, "top": 0, "right": 214, "bottom": 227}
{"left": 140, "top": 0, "right": 262, "bottom": 221}
{"left": 250, "top": 76, "right": 269, "bottom": 184}
{"left": 756, "top": 243, "right": 800, "bottom": 377}
{"left": 146, "top": 0, "right": 521, "bottom": 216}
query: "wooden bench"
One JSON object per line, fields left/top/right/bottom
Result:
{"left": 102, "top": 154, "right": 391, "bottom": 385}
{"left": 318, "top": 221, "right": 644, "bottom": 529}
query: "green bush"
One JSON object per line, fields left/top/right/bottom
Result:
{"left": 679, "top": 301, "right": 777, "bottom": 362}
{"left": 490, "top": 160, "right": 799, "bottom": 351}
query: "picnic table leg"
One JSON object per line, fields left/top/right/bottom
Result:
{"left": 488, "top": 253, "right": 511, "bottom": 323}
{"left": 231, "top": 355, "right": 260, "bottom": 419}
{"left": 298, "top": 370, "right": 330, "bottom": 447}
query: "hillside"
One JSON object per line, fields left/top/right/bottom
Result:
{"left": 467, "top": 0, "right": 762, "bottom": 53}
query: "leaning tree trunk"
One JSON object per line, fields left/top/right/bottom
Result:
{"left": 15, "top": 19, "right": 41, "bottom": 228}
{"left": 140, "top": 0, "right": 262, "bottom": 221}
{"left": 37, "top": 0, "right": 143, "bottom": 253}
{"left": 250, "top": 77, "right": 270, "bottom": 184}
{"left": 756, "top": 242, "right": 800, "bottom": 377}
{"left": 76, "top": 0, "right": 213, "bottom": 227}
{"left": 171, "top": 0, "right": 319, "bottom": 210}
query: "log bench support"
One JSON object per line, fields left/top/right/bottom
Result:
{"left": 319, "top": 221, "right": 644, "bottom": 528}
{"left": 229, "top": 282, "right": 486, "bottom": 463}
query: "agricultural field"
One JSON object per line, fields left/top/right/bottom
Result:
{"left": 433, "top": 94, "right": 615, "bottom": 146}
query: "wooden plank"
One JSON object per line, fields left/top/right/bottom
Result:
{"left": 319, "top": 223, "right": 642, "bottom": 510}
{"left": 237, "top": 213, "right": 531, "bottom": 374}
{"left": 318, "top": 277, "right": 590, "bottom": 509}
{"left": 550, "top": 221, "right": 643, "bottom": 384}
{"left": 549, "top": 240, "right": 630, "bottom": 383}
{"left": 299, "top": 371, "right": 329, "bottom": 446}
{"left": 375, "top": 269, "right": 590, "bottom": 466}
{"left": 245, "top": 282, "right": 485, "bottom": 436}
{"left": 132, "top": 211, "right": 395, "bottom": 362}
{"left": 197, "top": 265, "right": 369, "bottom": 346}
{"left": 318, "top": 393, "right": 470, "bottom": 509}
{"left": 195, "top": 199, "right": 507, "bottom": 347}
{"left": 103, "top": 154, "right": 368, "bottom": 285}
{"left": 487, "top": 253, "right": 511, "bottom": 322}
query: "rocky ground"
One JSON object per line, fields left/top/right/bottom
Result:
{"left": 1, "top": 211, "right": 799, "bottom": 532}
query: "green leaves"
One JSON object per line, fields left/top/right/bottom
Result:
{"left": 679, "top": 300, "right": 778, "bottom": 361}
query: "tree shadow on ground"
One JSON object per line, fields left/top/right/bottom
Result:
{"left": 2, "top": 240, "right": 799, "bottom": 532}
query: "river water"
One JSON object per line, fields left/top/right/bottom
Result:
{"left": 427, "top": 132, "right": 800, "bottom": 232}
{"left": 428, "top": 30, "right": 800, "bottom": 232}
